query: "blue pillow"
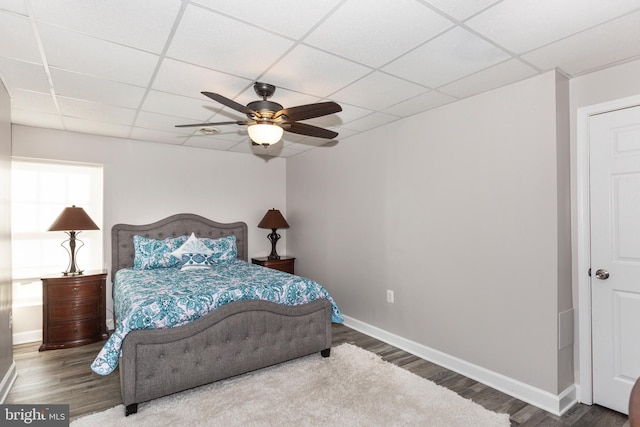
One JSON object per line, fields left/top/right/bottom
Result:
{"left": 201, "top": 235, "right": 238, "bottom": 263}
{"left": 133, "top": 235, "right": 188, "bottom": 270}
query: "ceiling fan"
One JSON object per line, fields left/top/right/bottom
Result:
{"left": 176, "top": 82, "right": 342, "bottom": 147}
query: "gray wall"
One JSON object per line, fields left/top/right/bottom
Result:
{"left": 0, "top": 77, "right": 14, "bottom": 401}
{"left": 287, "top": 70, "right": 572, "bottom": 400}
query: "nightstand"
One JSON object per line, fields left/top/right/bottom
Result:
{"left": 40, "top": 270, "right": 108, "bottom": 351}
{"left": 251, "top": 256, "right": 295, "bottom": 274}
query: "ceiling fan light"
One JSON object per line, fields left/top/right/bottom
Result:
{"left": 248, "top": 123, "right": 283, "bottom": 146}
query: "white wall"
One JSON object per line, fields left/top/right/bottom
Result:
{"left": 287, "top": 71, "right": 572, "bottom": 409}
{"left": 12, "top": 125, "right": 287, "bottom": 326}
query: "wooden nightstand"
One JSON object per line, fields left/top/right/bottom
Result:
{"left": 40, "top": 270, "right": 108, "bottom": 351}
{"left": 251, "top": 256, "right": 295, "bottom": 274}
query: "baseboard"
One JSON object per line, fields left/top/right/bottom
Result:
{"left": 342, "top": 315, "right": 577, "bottom": 416}
{"left": 0, "top": 361, "right": 17, "bottom": 404}
{"left": 12, "top": 329, "right": 42, "bottom": 345}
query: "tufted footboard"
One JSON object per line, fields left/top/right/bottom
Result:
{"left": 119, "top": 298, "right": 333, "bottom": 415}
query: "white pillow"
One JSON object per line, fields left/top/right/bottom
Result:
{"left": 171, "top": 233, "right": 213, "bottom": 270}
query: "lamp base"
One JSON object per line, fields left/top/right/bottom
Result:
{"left": 61, "top": 231, "right": 85, "bottom": 277}
{"left": 62, "top": 270, "right": 84, "bottom": 276}
{"left": 267, "top": 229, "right": 281, "bottom": 260}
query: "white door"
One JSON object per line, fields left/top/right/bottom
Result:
{"left": 590, "top": 105, "right": 640, "bottom": 414}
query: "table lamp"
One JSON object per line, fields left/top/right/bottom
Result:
{"left": 48, "top": 205, "right": 99, "bottom": 275}
{"left": 257, "top": 209, "right": 289, "bottom": 260}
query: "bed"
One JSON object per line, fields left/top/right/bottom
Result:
{"left": 91, "top": 213, "right": 342, "bottom": 416}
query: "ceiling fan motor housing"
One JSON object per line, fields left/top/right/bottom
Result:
{"left": 246, "top": 100, "right": 284, "bottom": 120}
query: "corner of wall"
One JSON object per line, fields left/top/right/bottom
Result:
{"left": 0, "top": 71, "right": 15, "bottom": 401}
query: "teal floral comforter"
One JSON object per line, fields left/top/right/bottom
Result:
{"left": 90, "top": 260, "right": 343, "bottom": 375}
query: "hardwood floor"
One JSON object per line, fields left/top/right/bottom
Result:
{"left": 6, "top": 324, "right": 629, "bottom": 426}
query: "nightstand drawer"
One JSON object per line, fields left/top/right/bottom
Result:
{"left": 48, "top": 299, "right": 101, "bottom": 322}
{"left": 47, "top": 319, "right": 102, "bottom": 343}
{"left": 46, "top": 280, "right": 103, "bottom": 300}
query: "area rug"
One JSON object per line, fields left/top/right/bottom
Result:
{"left": 71, "top": 343, "right": 510, "bottom": 426}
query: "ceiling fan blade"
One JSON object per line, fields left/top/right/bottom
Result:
{"left": 175, "top": 120, "right": 249, "bottom": 128}
{"left": 202, "top": 92, "right": 256, "bottom": 116}
{"left": 285, "top": 122, "right": 339, "bottom": 139}
{"left": 275, "top": 101, "right": 342, "bottom": 121}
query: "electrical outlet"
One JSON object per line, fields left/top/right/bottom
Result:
{"left": 386, "top": 290, "right": 394, "bottom": 303}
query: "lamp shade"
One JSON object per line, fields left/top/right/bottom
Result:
{"left": 257, "top": 209, "right": 289, "bottom": 229}
{"left": 48, "top": 205, "right": 100, "bottom": 231}
{"left": 248, "top": 123, "right": 284, "bottom": 145}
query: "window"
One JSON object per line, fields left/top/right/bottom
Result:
{"left": 11, "top": 158, "right": 103, "bottom": 306}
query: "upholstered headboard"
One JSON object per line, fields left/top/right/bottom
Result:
{"left": 111, "top": 213, "right": 248, "bottom": 278}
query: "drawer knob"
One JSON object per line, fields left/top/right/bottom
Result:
{"left": 73, "top": 328, "right": 79, "bottom": 335}
{"left": 72, "top": 287, "right": 79, "bottom": 293}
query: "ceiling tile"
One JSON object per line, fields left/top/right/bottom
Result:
{"left": 167, "top": 4, "right": 294, "bottom": 80}
{"left": 0, "top": 1, "right": 28, "bottom": 15}
{"left": 135, "top": 111, "right": 201, "bottom": 135}
{"left": 11, "top": 109, "right": 63, "bottom": 129}
{"left": 130, "top": 128, "right": 188, "bottom": 145}
{"left": 261, "top": 44, "right": 371, "bottom": 97}
{"left": 191, "top": 0, "right": 342, "bottom": 39}
{"left": 57, "top": 97, "right": 136, "bottom": 125}
{"left": 304, "top": 0, "right": 454, "bottom": 68}
{"left": 382, "top": 27, "right": 510, "bottom": 88}
{"left": 424, "top": 0, "right": 502, "bottom": 21}
{"left": 308, "top": 103, "right": 372, "bottom": 128}
{"left": 331, "top": 72, "right": 428, "bottom": 111}
{"left": 152, "top": 58, "right": 253, "bottom": 100}
{"left": 50, "top": 69, "right": 146, "bottom": 108}
{"left": 341, "top": 111, "right": 400, "bottom": 132}
{"left": 62, "top": 116, "right": 131, "bottom": 138}
{"left": 0, "top": 11, "right": 42, "bottom": 63}
{"left": 0, "top": 57, "right": 50, "bottom": 94}
{"left": 10, "top": 89, "right": 58, "bottom": 114}
{"left": 191, "top": 125, "right": 249, "bottom": 141}
{"left": 30, "top": 0, "right": 182, "bottom": 54}
{"left": 141, "top": 90, "right": 217, "bottom": 121}
{"left": 438, "top": 58, "right": 538, "bottom": 98}
{"left": 38, "top": 23, "right": 159, "bottom": 86}
{"left": 466, "top": 0, "right": 640, "bottom": 54}
{"left": 183, "top": 135, "right": 240, "bottom": 150}
{"left": 382, "top": 90, "right": 457, "bottom": 117}
{"left": 521, "top": 10, "right": 640, "bottom": 76}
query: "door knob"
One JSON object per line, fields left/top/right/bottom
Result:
{"left": 595, "top": 269, "right": 610, "bottom": 280}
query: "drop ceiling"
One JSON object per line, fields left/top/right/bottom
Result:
{"left": 1, "top": 0, "right": 639, "bottom": 157}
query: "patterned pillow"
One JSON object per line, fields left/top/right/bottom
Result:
{"left": 133, "top": 234, "right": 188, "bottom": 270}
{"left": 201, "top": 235, "right": 238, "bottom": 263}
{"left": 171, "top": 233, "right": 213, "bottom": 270}
{"left": 179, "top": 253, "right": 213, "bottom": 270}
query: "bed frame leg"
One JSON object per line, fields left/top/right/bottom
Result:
{"left": 125, "top": 403, "right": 138, "bottom": 416}
{"left": 321, "top": 348, "right": 331, "bottom": 358}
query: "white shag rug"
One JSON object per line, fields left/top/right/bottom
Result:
{"left": 72, "top": 343, "right": 510, "bottom": 427}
